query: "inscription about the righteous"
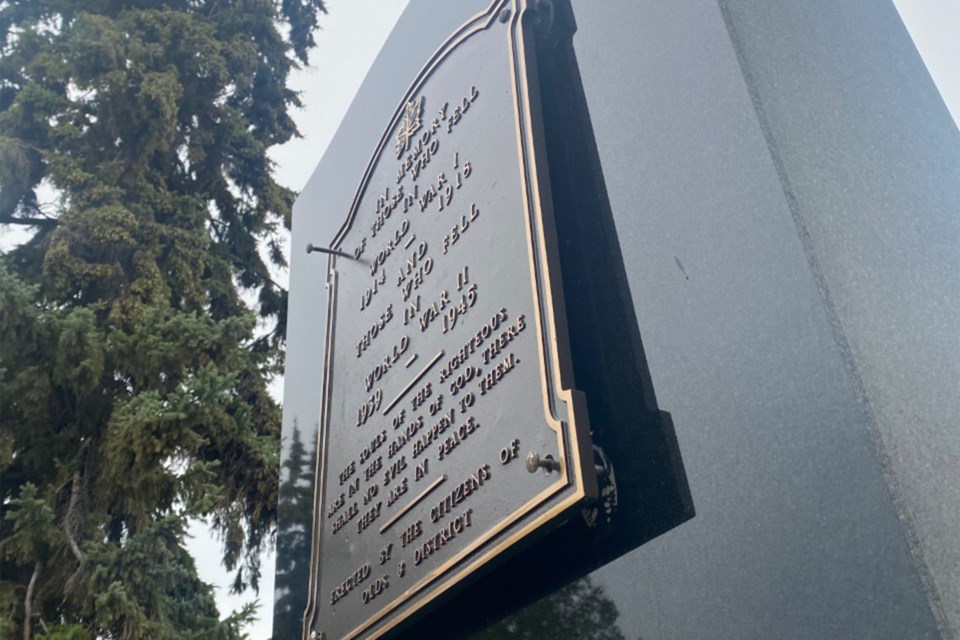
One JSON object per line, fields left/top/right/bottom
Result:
{"left": 305, "top": 3, "right": 596, "bottom": 638}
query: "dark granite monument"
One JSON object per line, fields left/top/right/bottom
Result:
{"left": 276, "top": 0, "right": 959, "bottom": 638}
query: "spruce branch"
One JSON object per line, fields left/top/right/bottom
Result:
{"left": 0, "top": 215, "right": 59, "bottom": 228}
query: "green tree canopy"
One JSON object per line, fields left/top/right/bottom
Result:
{"left": 0, "top": 0, "right": 325, "bottom": 636}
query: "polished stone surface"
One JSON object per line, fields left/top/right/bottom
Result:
{"left": 276, "top": 0, "right": 958, "bottom": 637}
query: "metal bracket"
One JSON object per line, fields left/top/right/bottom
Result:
{"left": 582, "top": 445, "right": 619, "bottom": 528}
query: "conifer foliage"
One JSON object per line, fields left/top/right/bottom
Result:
{"left": 0, "top": 0, "right": 325, "bottom": 636}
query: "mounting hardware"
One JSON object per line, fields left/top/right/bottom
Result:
{"left": 526, "top": 451, "right": 561, "bottom": 474}
{"left": 306, "top": 242, "right": 356, "bottom": 260}
{"left": 582, "top": 445, "right": 619, "bottom": 528}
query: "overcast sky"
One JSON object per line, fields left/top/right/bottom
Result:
{"left": 894, "top": 0, "right": 960, "bottom": 128}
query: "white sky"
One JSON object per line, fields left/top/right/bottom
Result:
{"left": 894, "top": 0, "right": 960, "bottom": 129}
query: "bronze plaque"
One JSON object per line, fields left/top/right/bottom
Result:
{"left": 304, "top": 1, "right": 597, "bottom": 637}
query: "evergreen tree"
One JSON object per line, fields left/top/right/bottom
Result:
{"left": 272, "top": 422, "right": 316, "bottom": 640}
{"left": 0, "top": 0, "right": 326, "bottom": 636}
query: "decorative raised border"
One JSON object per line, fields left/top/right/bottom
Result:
{"left": 302, "top": 2, "right": 597, "bottom": 637}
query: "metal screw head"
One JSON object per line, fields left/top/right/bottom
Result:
{"left": 526, "top": 452, "right": 541, "bottom": 473}
{"left": 499, "top": 8, "right": 512, "bottom": 23}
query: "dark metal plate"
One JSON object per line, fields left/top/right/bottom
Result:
{"left": 303, "top": 1, "right": 597, "bottom": 638}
